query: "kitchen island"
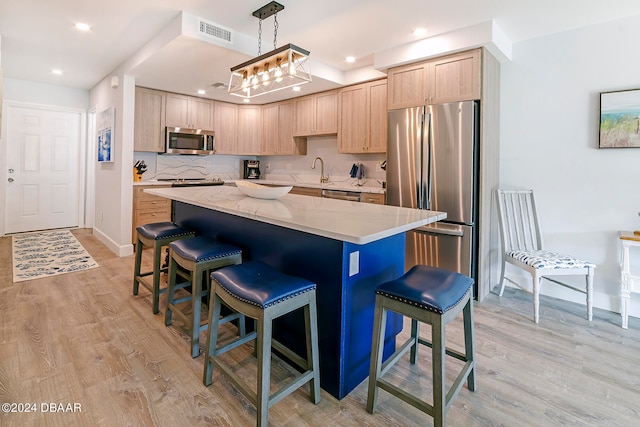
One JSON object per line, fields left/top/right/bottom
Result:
{"left": 146, "top": 185, "right": 445, "bottom": 399}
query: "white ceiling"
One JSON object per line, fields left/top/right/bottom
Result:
{"left": 2, "top": 0, "right": 640, "bottom": 104}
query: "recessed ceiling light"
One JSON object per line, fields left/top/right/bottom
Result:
{"left": 243, "top": 99, "right": 251, "bottom": 103}
{"left": 345, "top": 56, "right": 356, "bottom": 63}
{"left": 75, "top": 23, "right": 91, "bottom": 31}
{"left": 292, "top": 86, "right": 301, "bottom": 92}
{"left": 413, "top": 28, "right": 427, "bottom": 37}
{"left": 51, "top": 69, "right": 63, "bottom": 75}
{"left": 197, "top": 89, "right": 206, "bottom": 95}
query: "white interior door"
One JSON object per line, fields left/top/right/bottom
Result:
{"left": 5, "top": 105, "right": 81, "bottom": 234}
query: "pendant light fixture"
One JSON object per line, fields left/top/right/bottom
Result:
{"left": 228, "top": 1, "right": 311, "bottom": 99}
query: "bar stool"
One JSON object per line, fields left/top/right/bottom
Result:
{"left": 165, "top": 236, "right": 243, "bottom": 358}
{"left": 133, "top": 221, "right": 195, "bottom": 314}
{"left": 366, "top": 265, "right": 476, "bottom": 427}
{"left": 203, "top": 261, "right": 321, "bottom": 427}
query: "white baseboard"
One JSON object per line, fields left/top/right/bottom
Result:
{"left": 92, "top": 227, "right": 133, "bottom": 257}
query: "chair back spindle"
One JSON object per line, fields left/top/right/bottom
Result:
{"left": 497, "top": 189, "right": 543, "bottom": 253}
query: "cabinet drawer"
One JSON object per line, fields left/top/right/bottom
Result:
{"left": 135, "top": 209, "right": 171, "bottom": 226}
{"left": 136, "top": 198, "right": 171, "bottom": 210}
{"left": 290, "top": 186, "right": 322, "bottom": 197}
{"left": 361, "top": 193, "right": 385, "bottom": 204}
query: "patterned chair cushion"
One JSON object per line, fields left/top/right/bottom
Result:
{"left": 507, "top": 250, "right": 595, "bottom": 269}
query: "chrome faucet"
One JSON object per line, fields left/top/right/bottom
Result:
{"left": 312, "top": 157, "right": 329, "bottom": 183}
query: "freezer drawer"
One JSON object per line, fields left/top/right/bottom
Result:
{"left": 406, "top": 223, "right": 473, "bottom": 278}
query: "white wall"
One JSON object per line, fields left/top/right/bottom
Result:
{"left": 89, "top": 73, "right": 135, "bottom": 256}
{"left": 3, "top": 78, "right": 88, "bottom": 109}
{"left": 500, "top": 15, "right": 640, "bottom": 319}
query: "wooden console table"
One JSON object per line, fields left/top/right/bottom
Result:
{"left": 619, "top": 231, "right": 640, "bottom": 329}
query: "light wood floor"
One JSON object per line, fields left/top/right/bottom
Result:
{"left": 1, "top": 229, "right": 639, "bottom": 426}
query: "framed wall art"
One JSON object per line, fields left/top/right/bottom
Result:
{"left": 97, "top": 107, "right": 115, "bottom": 162}
{"left": 599, "top": 89, "right": 640, "bottom": 148}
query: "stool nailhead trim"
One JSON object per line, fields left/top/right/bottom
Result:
{"left": 375, "top": 290, "right": 468, "bottom": 315}
{"left": 152, "top": 231, "right": 193, "bottom": 240}
{"left": 195, "top": 249, "right": 242, "bottom": 262}
{"left": 215, "top": 280, "right": 317, "bottom": 309}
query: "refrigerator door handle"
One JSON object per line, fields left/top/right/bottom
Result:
{"left": 425, "top": 108, "right": 434, "bottom": 210}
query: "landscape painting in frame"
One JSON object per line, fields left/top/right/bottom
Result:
{"left": 97, "top": 107, "right": 115, "bottom": 162}
{"left": 599, "top": 89, "right": 640, "bottom": 148}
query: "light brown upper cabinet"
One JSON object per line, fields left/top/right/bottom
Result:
{"left": 293, "top": 90, "right": 338, "bottom": 137}
{"left": 134, "top": 87, "right": 166, "bottom": 152}
{"left": 387, "top": 48, "right": 481, "bottom": 109}
{"left": 338, "top": 79, "right": 387, "bottom": 154}
{"left": 237, "top": 105, "right": 262, "bottom": 155}
{"left": 262, "top": 101, "right": 305, "bottom": 155}
{"left": 213, "top": 101, "right": 238, "bottom": 154}
{"left": 165, "top": 93, "right": 214, "bottom": 130}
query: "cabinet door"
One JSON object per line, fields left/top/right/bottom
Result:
{"left": 367, "top": 80, "right": 388, "bottom": 153}
{"left": 261, "top": 104, "right": 279, "bottom": 155}
{"left": 293, "top": 95, "right": 315, "bottom": 136}
{"left": 134, "top": 87, "right": 166, "bottom": 152}
{"left": 191, "top": 98, "right": 214, "bottom": 130}
{"left": 165, "top": 93, "right": 190, "bottom": 127}
{"left": 387, "top": 61, "right": 429, "bottom": 109}
{"left": 237, "top": 105, "right": 262, "bottom": 155}
{"left": 314, "top": 90, "right": 338, "bottom": 135}
{"left": 338, "top": 84, "right": 367, "bottom": 153}
{"left": 429, "top": 49, "right": 481, "bottom": 103}
{"left": 277, "top": 101, "right": 304, "bottom": 155}
{"left": 213, "top": 102, "right": 238, "bottom": 154}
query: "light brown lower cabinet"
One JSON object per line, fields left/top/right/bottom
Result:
{"left": 132, "top": 185, "right": 172, "bottom": 244}
{"left": 361, "top": 193, "right": 385, "bottom": 204}
{"left": 289, "top": 186, "right": 323, "bottom": 197}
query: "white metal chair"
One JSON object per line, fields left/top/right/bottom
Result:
{"left": 496, "top": 189, "right": 595, "bottom": 323}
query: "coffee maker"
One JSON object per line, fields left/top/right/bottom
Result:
{"left": 242, "top": 160, "right": 261, "bottom": 179}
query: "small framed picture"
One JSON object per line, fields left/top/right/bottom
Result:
{"left": 599, "top": 89, "right": 640, "bottom": 148}
{"left": 97, "top": 107, "right": 115, "bottom": 161}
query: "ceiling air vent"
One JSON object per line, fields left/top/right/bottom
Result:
{"left": 198, "top": 18, "right": 233, "bottom": 44}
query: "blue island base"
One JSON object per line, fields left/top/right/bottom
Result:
{"left": 175, "top": 202, "right": 404, "bottom": 400}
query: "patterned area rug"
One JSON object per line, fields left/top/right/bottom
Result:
{"left": 12, "top": 229, "right": 98, "bottom": 282}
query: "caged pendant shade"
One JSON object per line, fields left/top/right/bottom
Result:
{"left": 228, "top": 2, "right": 311, "bottom": 99}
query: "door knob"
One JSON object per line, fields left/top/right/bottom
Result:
{"left": 8, "top": 178, "right": 14, "bottom": 182}
{"left": 8, "top": 169, "right": 14, "bottom": 173}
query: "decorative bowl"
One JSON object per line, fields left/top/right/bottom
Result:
{"left": 235, "top": 181, "right": 292, "bottom": 199}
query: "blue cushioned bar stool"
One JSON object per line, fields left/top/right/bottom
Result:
{"left": 133, "top": 221, "right": 195, "bottom": 314}
{"left": 165, "top": 236, "right": 243, "bottom": 358}
{"left": 203, "top": 261, "right": 321, "bottom": 427}
{"left": 366, "top": 265, "right": 476, "bottom": 427}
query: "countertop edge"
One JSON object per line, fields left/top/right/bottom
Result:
{"left": 145, "top": 187, "right": 444, "bottom": 245}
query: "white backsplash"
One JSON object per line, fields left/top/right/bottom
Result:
{"left": 133, "top": 136, "right": 387, "bottom": 185}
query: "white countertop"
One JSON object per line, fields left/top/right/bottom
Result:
{"left": 145, "top": 186, "right": 445, "bottom": 245}
{"left": 135, "top": 178, "right": 385, "bottom": 194}
{"left": 253, "top": 179, "right": 385, "bottom": 194}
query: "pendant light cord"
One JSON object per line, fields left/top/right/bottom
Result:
{"left": 273, "top": 12, "right": 279, "bottom": 49}
{"left": 258, "top": 19, "right": 263, "bottom": 55}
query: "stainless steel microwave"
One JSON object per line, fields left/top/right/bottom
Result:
{"left": 165, "top": 127, "right": 215, "bottom": 155}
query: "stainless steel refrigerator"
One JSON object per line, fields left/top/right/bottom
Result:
{"left": 387, "top": 101, "right": 478, "bottom": 281}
